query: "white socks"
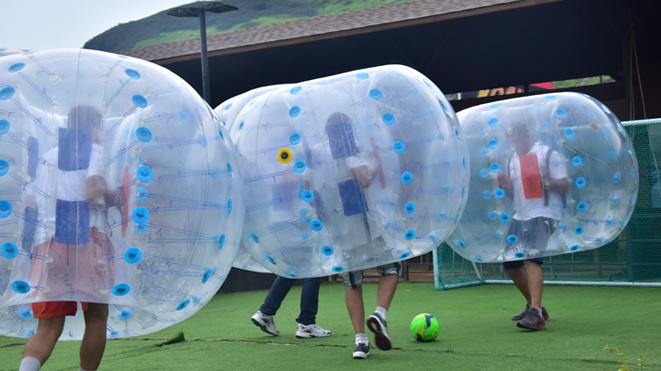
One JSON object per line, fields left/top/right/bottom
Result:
{"left": 355, "top": 332, "right": 368, "bottom": 345}
{"left": 375, "top": 306, "right": 387, "bottom": 320}
{"left": 19, "top": 357, "right": 41, "bottom": 371}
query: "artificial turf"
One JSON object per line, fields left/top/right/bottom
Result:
{"left": 1, "top": 282, "right": 659, "bottom": 370}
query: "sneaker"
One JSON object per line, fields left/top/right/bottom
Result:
{"left": 366, "top": 313, "right": 392, "bottom": 351}
{"left": 541, "top": 306, "right": 549, "bottom": 320}
{"left": 251, "top": 311, "right": 279, "bottom": 336}
{"left": 296, "top": 324, "right": 332, "bottom": 338}
{"left": 512, "top": 305, "right": 549, "bottom": 321}
{"left": 511, "top": 304, "right": 530, "bottom": 321}
{"left": 516, "top": 307, "right": 546, "bottom": 330}
{"left": 353, "top": 343, "right": 370, "bottom": 359}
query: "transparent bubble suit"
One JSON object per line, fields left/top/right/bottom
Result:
{"left": 0, "top": 49, "right": 244, "bottom": 339}
{"left": 231, "top": 65, "right": 469, "bottom": 278}
{"left": 447, "top": 92, "right": 638, "bottom": 263}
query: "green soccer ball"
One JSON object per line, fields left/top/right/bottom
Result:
{"left": 410, "top": 313, "right": 440, "bottom": 342}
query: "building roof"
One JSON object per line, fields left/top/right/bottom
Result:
{"left": 117, "top": 0, "right": 661, "bottom": 120}
{"left": 119, "top": 0, "right": 548, "bottom": 63}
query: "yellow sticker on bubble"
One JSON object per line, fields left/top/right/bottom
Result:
{"left": 277, "top": 148, "right": 292, "bottom": 164}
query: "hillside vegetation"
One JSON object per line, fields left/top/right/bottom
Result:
{"left": 84, "top": 0, "right": 415, "bottom": 52}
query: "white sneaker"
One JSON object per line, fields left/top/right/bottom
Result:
{"left": 295, "top": 323, "right": 332, "bottom": 338}
{"left": 251, "top": 311, "right": 279, "bottom": 336}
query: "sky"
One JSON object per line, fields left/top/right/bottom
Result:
{"left": 0, "top": 0, "right": 190, "bottom": 51}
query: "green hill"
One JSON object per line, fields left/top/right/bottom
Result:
{"left": 84, "top": 0, "right": 415, "bottom": 53}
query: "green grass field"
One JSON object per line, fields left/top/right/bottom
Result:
{"left": 1, "top": 282, "right": 659, "bottom": 370}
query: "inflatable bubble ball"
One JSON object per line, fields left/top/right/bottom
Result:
{"left": 0, "top": 49, "right": 244, "bottom": 339}
{"left": 447, "top": 92, "right": 638, "bottom": 263}
{"left": 215, "top": 84, "right": 288, "bottom": 129}
{"left": 215, "top": 84, "right": 288, "bottom": 273}
{"left": 230, "top": 64, "right": 470, "bottom": 278}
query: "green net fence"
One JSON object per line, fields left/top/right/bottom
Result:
{"left": 433, "top": 118, "right": 661, "bottom": 290}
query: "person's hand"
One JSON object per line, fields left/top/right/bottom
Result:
{"left": 104, "top": 188, "right": 123, "bottom": 209}
{"left": 542, "top": 176, "right": 551, "bottom": 189}
{"left": 366, "top": 153, "right": 381, "bottom": 179}
{"left": 350, "top": 165, "right": 373, "bottom": 188}
{"left": 497, "top": 172, "right": 510, "bottom": 189}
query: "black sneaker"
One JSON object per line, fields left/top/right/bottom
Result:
{"left": 366, "top": 313, "right": 392, "bottom": 351}
{"left": 353, "top": 343, "right": 370, "bottom": 359}
{"left": 512, "top": 305, "right": 549, "bottom": 321}
{"left": 516, "top": 307, "right": 546, "bottom": 330}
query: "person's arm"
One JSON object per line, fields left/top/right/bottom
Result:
{"left": 545, "top": 151, "right": 569, "bottom": 193}
{"left": 86, "top": 175, "right": 123, "bottom": 209}
{"left": 104, "top": 186, "right": 123, "bottom": 209}
{"left": 350, "top": 153, "right": 380, "bottom": 188}
{"left": 86, "top": 175, "right": 107, "bottom": 204}
{"left": 545, "top": 177, "right": 569, "bottom": 193}
{"left": 497, "top": 170, "right": 514, "bottom": 198}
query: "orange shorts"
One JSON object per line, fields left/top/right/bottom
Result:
{"left": 30, "top": 227, "right": 115, "bottom": 301}
{"left": 31, "top": 301, "right": 89, "bottom": 319}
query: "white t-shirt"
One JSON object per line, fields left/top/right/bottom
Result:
{"left": 31, "top": 143, "right": 105, "bottom": 245}
{"left": 508, "top": 142, "right": 568, "bottom": 221}
{"left": 301, "top": 140, "right": 381, "bottom": 246}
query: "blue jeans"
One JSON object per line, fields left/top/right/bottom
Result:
{"left": 259, "top": 276, "right": 321, "bottom": 325}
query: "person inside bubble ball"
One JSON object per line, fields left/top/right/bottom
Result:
{"left": 321, "top": 112, "right": 401, "bottom": 359}
{"left": 19, "top": 105, "right": 122, "bottom": 371}
{"left": 496, "top": 121, "right": 568, "bottom": 331}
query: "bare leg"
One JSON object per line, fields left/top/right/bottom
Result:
{"left": 22, "top": 316, "right": 65, "bottom": 366}
{"left": 506, "top": 266, "right": 531, "bottom": 304}
{"left": 365, "top": 273, "right": 398, "bottom": 351}
{"left": 523, "top": 261, "right": 543, "bottom": 308}
{"left": 376, "top": 274, "right": 398, "bottom": 309}
{"left": 79, "top": 303, "right": 108, "bottom": 370}
{"left": 345, "top": 285, "right": 364, "bottom": 334}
